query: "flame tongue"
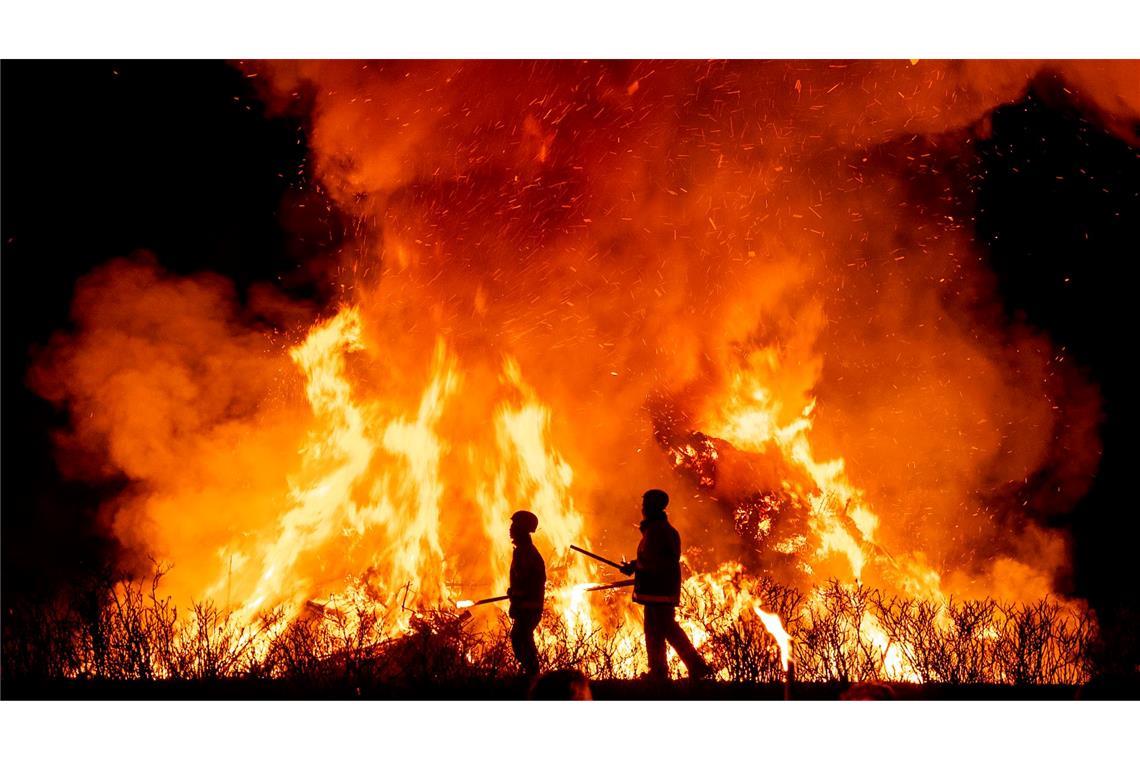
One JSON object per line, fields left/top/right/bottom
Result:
{"left": 754, "top": 606, "right": 792, "bottom": 671}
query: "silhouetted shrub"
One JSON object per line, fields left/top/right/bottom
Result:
{"left": 2, "top": 565, "right": 1099, "bottom": 688}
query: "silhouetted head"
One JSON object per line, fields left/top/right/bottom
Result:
{"left": 528, "top": 668, "right": 592, "bottom": 700}
{"left": 510, "top": 510, "right": 539, "bottom": 545}
{"left": 641, "top": 489, "right": 669, "bottom": 519}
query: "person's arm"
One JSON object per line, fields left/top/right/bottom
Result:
{"left": 508, "top": 550, "right": 524, "bottom": 599}
{"left": 507, "top": 553, "right": 517, "bottom": 599}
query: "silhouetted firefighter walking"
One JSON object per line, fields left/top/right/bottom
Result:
{"left": 508, "top": 510, "right": 546, "bottom": 676}
{"left": 621, "top": 489, "right": 711, "bottom": 681}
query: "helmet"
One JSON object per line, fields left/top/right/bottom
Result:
{"left": 511, "top": 510, "right": 539, "bottom": 533}
{"left": 642, "top": 489, "right": 669, "bottom": 513}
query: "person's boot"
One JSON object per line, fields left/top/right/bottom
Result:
{"left": 686, "top": 661, "right": 713, "bottom": 681}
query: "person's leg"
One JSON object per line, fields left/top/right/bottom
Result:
{"left": 511, "top": 617, "right": 533, "bottom": 674}
{"left": 510, "top": 618, "right": 524, "bottom": 662}
{"left": 523, "top": 611, "right": 541, "bottom": 674}
{"left": 512, "top": 611, "right": 541, "bottom": 675}
{"left": 662, "top": 606, "right": 709, "bottom": 676}
{"left": 643, "top": 604, "right": 669, "bottom": 678}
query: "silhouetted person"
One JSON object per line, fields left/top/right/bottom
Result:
{"left": 508, "top": 510, "right": 546, "bottom": 676}
{"left": 528, "top": 668, "right": 593, "bottom": 700}
{"left": 620, "top": 489, "right": 711, "bottom": 681}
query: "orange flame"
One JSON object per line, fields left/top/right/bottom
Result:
{"left": 754, "top": 606, "right": 792, "bottom": 671}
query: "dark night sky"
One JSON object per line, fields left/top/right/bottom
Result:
{"left": 2, "top": 61, "right": 1138, "bottom": 625}
{"left": 1, "top": 61, "right": 328, "bottom": 599}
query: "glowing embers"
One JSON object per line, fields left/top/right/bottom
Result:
{"left": 665, "top": 432, "right": 720, "bottom": 489}
{"left": 733, "top": 493, "right": 782, "bottom": 542}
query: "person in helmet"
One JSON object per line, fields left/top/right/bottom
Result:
{"left": 508, "top": 510, "right": 546, "bottom": 676}
{"left": 620, "top": 489, "right": 711, "bottom": 681}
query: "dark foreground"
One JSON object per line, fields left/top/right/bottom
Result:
{"left": 5, "top": 678, "right": 1135, "bottom": 700}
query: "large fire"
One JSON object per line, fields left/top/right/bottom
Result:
{"left": 30, "top": 60, "right": 1137, "bottom": 683}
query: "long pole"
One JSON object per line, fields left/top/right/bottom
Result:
{"left": 456, "top": 594, "right": 510, "bottom": 609}
{"left": 455, "top": 579, "right": 634, "bottom": 610}
{"left": 580, "top": 579, "right": 635, "bottom": 592}
{"left": 570, "top": 544, "right": 627, "bottom": 572}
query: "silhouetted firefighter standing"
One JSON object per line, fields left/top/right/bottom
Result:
{"left": 508, "top": 510, "right": 546, "bottom": 676}
{"left": 621, "top": 489, "right": 711, "bottom": 680}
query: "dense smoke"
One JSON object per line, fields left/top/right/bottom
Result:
{"left": 30, "top": 61, "right": 1134, "bottom": 610}
{"left": 28, "top": 256, "right": 316, "bottom": 603}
